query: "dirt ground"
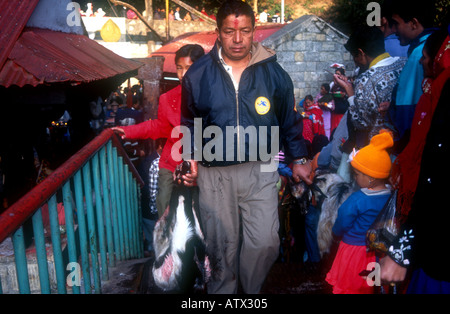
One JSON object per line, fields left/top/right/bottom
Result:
{"left": 101, "top": 254, "right": 334, "bottom": 294}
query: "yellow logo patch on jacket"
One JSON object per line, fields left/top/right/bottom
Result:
{"left": 255, "top": 97, "right": 270, "bottom": 115}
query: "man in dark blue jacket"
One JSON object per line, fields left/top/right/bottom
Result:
{"left": 179, "top": 0, "right": 311, "bottom": 294}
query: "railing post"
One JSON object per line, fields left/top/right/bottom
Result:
{"left": 62, "top": 182, "right": 81, "bottom": 294}
{"left": 92, "top": 154, "right": 109, "bottom": 281}
{"left": 12, "top": 227, "right": 31, "bottom": 294}
{"left": 73, "top": 171, "right": 92, "bottom": 294}
{"left": 133, "top": 178, "right": 141, "bottom": 258}
{"left": 118, "top": 157, "right": 130, "bottom": 259}
{"left": 100, "top": 146, "right": 115, "bottom": 267}
{"left": 137, "top": 182, "right": 144, "bottom": 258}
{"left": 131, "top": 179, "right": 138, "bottom": 258}
{"left": 124, "top": 164, "right": 135, "bottom": 258}
{"left": 82, "top": 161, "right": 102, "bottom": 294}
{"left": 31, "top": 208, "right": 51, "bottom": 294}
{"left": 112, "top": 147, "right": 125, "bottom": 261}
{"left": 132, "top": 174, "right": 139, "bottom": 258}
{"left": 107, "top": 142, "right": 121, "bottom": 263}
{"left": 48, "top": 194, "right": 67, "bottom": 294}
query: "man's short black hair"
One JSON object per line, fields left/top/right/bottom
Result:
{"left": 175, "top": 44, "right": 205, "bottom": 63}
{"left": 216, "top": 0, "right": 255, "bottom": 30}
{"left": 344, "top": 25, "right": 385, "bottom": 58}
{"left": 381, "top": 0, "right": 395, "bottom": 28}
{"left": 389, "top": 0, "right": 436, "bottom": 28}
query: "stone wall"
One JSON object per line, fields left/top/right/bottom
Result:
{"left": 263, "top": 15, "right": 355, "bottom": 102}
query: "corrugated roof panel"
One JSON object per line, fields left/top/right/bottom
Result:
{"left": 0, "top": 59, "right": 42, "bottom": 87}
{"left": 1, "top": 28, "right": 143, "bottom": 88}
{"left": 0, "top": 0, "right": 40, "bottom": 70}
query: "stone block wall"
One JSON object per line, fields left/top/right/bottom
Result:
{"left": 263, "top": 15, "right": 355, "bottom": 103}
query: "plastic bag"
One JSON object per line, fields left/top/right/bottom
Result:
{"left": 366, "top": 189, "right": 399, "bottom": 253}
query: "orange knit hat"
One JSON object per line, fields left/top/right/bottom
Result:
{"left": 350, "top": 130, "right": 394, "bottom": 179}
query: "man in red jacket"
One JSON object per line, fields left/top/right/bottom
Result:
{"left": 112, "top": 44, "right": 205, "bottom": 217}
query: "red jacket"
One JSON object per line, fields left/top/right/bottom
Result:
{"left": 305, "top": 105, "right": 325, "bottom": 136}
{"left": 121, "top": 85, "right": 182, "bottom": 173}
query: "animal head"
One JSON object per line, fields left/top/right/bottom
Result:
{"left": 152, "top": 189, "right": 209, "bottom": 292}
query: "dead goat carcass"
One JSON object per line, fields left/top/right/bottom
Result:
{"left": 152, "top": 186, "right": 210, "bottom": 293}
{"left": 313, "top": 170, "right": 356, "bottom": 258}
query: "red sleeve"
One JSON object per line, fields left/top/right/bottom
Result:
{"left": 121, "top": 95, "right": 173, "bottom": 140}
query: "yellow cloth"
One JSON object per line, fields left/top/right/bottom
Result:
{"left": 369, "top": 52, "right": 391, "bottom": 69}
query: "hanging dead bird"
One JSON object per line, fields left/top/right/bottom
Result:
{"left": 152, "top": 162, "right": 211, "bottom": 293}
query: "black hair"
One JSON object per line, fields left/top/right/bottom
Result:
{"left": 344, "top": 25, "right": 385, "bottom": 58}
{"left": 155, "top": 138, "right": 167, "bottom": 148}
{"left": 335, "top": 68, "right": 345, "bottom": 75}
{"left": 381, "top": 0, "right": 395, "bottom": 28}
{"left": 216, "top": 0, "right": 255, "bottom": 30}
{"left": 175, "top": 44, "right": 205, "bottom": 64}
{"left": 304, "top": 95, "right": 314, "bottom": 102}
{"left": 423, "top": 28, "right": 449, "bottom": 62}
{"left": 389, "top": 0, "right": 436, "bottom": 28}
{"left": 321, "top": 83, "right": 331, "bottom": 93}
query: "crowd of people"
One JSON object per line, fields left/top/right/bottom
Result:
{"left": 107, "top": 0, "right": 450, "bottom": 294}
{"left": 298, "top": 0, "right": 450, "bottom": 294}
{"left": 37, "top": 0, "right": 449, "bottom": 295}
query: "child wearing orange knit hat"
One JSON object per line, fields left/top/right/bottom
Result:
{"left": 326, "top": 131, "right": 393, "bottom": 294}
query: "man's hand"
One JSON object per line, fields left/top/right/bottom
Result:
{"left": 292, "top": 162, "right": 312, "bottom": 185}
{"left": 111, "top": 127, "right": 126, "bottom": 139}
{"left": 177, "top": 160, "right": 198, "bottom": 187}
{"left": 380, "top": 255, "right": 408, "bottom": 284}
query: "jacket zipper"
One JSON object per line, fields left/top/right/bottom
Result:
{"left": 235, "top": 89, "right": 240, "bottom": 162}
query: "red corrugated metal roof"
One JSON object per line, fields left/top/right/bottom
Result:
{"left": 151, "top": 24, "right": 285, "bottom": 74}
{"left": 0, "top": 59, "right": 43, "bottom": 87}
{"left": 0, "top": 0, "right": 40, "bottom": 71}
{"left": 0, "top": 28, "right": 142, "bottom": 88}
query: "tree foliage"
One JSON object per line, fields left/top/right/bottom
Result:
{"left": 320, "top": 0, "right": 450, "bottom": 35}
{"left": 257, "top": 0, "right": 295, "bottom": 19}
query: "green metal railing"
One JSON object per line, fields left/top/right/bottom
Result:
{"left": 0, "top": 129, "right": 144, "bottom": 294}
